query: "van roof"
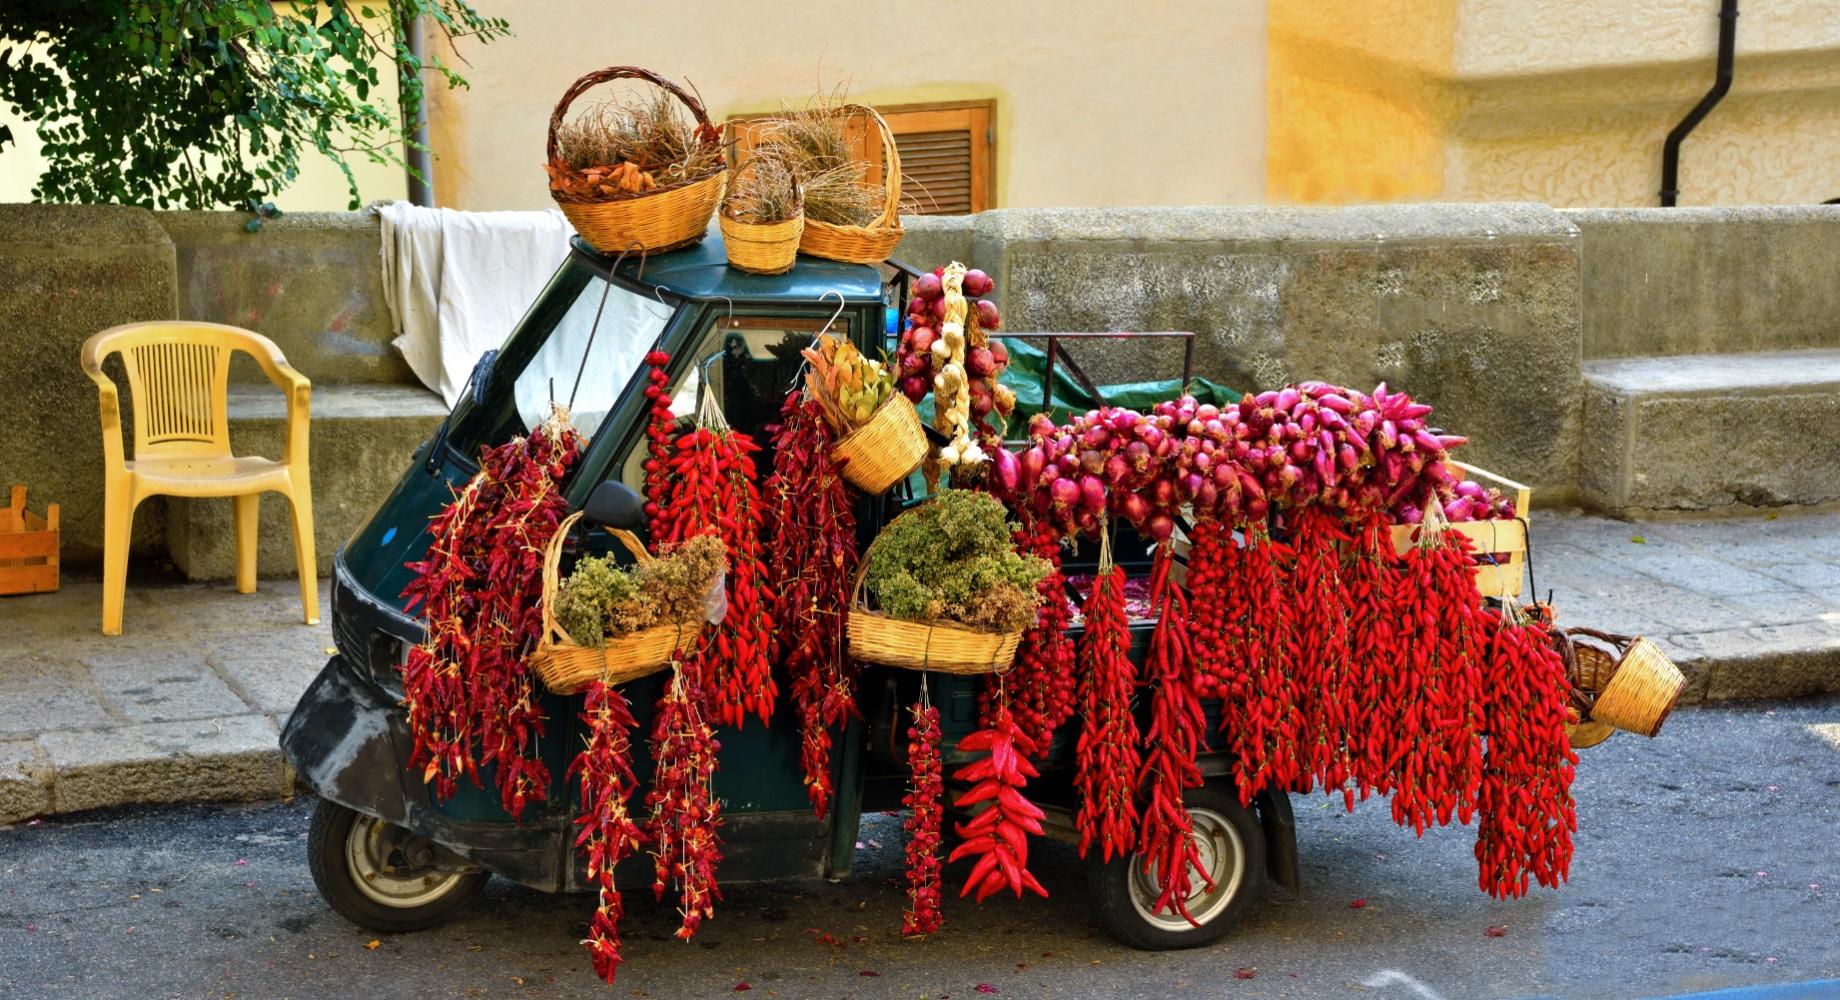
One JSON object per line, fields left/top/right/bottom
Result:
{"left": 576, "top": 230, "right": 887, "bottom": 304}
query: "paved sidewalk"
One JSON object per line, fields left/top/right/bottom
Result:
{"left": 2, "top": 508, "right": 1839, "bottom": 823}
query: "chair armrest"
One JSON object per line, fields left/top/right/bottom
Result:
{"left": 277, "top": 364, "right": 311, "bottom": 470}
{"left": 79, "top": 350, "right": 126, "bottom": 470}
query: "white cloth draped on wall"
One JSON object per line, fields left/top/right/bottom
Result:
{"left": 376, "top": 201, "right": 577, "bottom": 406}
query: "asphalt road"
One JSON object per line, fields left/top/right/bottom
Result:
{"left": 3, "top": 698, "right": 1837, "bottom": 1000}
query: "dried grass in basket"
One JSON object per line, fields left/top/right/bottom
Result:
{"left": 829, "top": 392, "right": 926, "bottom": 494}
{"left": 546, "top": 66, "right": 725, "bottom": 255}
{"left": 529, "top": 511, "right": 701, "bottom": 695}
{"left": 1566, "top": 626, "right": 1686, "bottom": 738}
{"left": 763, "top": 102, "right": 904, "bottom": 265}
{"left": 720, "top": 156, "right": 803, "bottom": 275}
{"left": 844, "top": 511, "right": 1023, "bottom": 675}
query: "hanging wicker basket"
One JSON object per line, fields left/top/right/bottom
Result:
{"left": 720, "top": 162, "right": 804, "bottom": 275}
{"left": 1566, "top": 626, "right": 1686, "bottom": 738}
{"left": 529, "top": 511, "right": 702, "bottom": 695}
{"left": 829, "top": 393, "right": 927, "bottom": 495}
{"left": 796, "top": 104, "right": 905, "bottom": 265}
{"left": 546, "top": 66, "right": 725, "bottom": 256}
{"left": 845, "top": 506, "right": 1023, "bottom": 674}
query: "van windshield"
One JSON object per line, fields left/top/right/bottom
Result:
{"left": 443, "top": 263, "right": 672, "bottom": 463}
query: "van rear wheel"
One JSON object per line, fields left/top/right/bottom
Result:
{"left": 1087, "top": 784, "right": 1265, "bottom": 950}
{"left": 307, "top": 798, "right": 488, "bottom": 933}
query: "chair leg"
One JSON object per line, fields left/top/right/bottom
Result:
{"left": 286, "top": 485, "right": 318, "bottom": 626}
{"left": 101, "top": 484, "right": 134, "bottom": 636}
{"left": 233, "top": 493, "right": 260, "bottom": 595}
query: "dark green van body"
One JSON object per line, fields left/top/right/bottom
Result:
{"left": 279, "top": 234, "right": 1297, "bottom": 896}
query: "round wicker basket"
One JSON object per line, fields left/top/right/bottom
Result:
{"left": 1566, "top": 627, "right": 1686, "bottom": 738}
{"left": 528, "top": 511, "right": 702, "bottom": 696}
{"left": 830, "top": 393, "right": 927, "bottom": 495}
{"left": 546, "top": 66, "right": 725, "bottom": 256}
{"left": 797, "top": 104, "right": 905, "bottom": 265}
{"left": 719, "top": 163, "right": 803, "bottom": 275}
{"left": 845, "top": 505, "right": 1024, "bottom": 674}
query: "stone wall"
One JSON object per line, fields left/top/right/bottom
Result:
{"left": 1568, "top": 206, "right": 1840, "bottom": 359}
{"left": 899, "top": 204, "right": 1584, "bottom": 499}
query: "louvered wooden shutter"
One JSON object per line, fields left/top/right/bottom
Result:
{"left": 884, "top": 102, "right": 995, "bottom": 215}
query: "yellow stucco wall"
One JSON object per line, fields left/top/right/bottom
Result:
{"left": 1269, "top": 0, "right": 1840, "bottom": 207}
{"left": 424, "top": 0, "right": 1270, "bottom": 211}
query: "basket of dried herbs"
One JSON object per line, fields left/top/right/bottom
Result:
{"left": 532, "top": 511, "right": 727, "bottom": 694}
{"left": 545, "top": 66, "right": 726, "bottom": 255}
{"left": 847, "top": 490, "right": 1050, "bottom": 674}
{"left": 719, "top": 153, "right": 803, "bottom": 275}
{"left": 758, "top": 94, "right": 903, "bottom": 265}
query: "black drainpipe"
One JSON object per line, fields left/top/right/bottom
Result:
{"left": 1661, "top": 0, "right": 1738, "bottom": 206}
{"left": 400, "top": 12, "right": 435, "bottom": 207}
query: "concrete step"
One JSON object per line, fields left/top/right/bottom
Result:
{"left": 1581, "top": 349, "right": 1840, "bottom": 515}
{"left": 165, "top": 383, "right": 448, "bottom": 581}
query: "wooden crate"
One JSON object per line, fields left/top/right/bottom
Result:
{"left": 1391, "top": 461, "right": 1531, "bottom": 600}
{"left": 0, "top": 485, "right": 59, "bottom": 595}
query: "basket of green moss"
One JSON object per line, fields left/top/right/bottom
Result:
{"left": 532, "top": 511, "right": 727, "bottom": 694}
{"left": 847, "top": 490, "right": 1051, "bottom": 674}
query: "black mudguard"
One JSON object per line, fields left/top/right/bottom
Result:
{"left": 280, "top": 656, "right": 568, "bottom": 892}
{"left": 1253, "top": 788, "right": 1301, "bottom": 895}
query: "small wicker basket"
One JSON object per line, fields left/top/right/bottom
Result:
{"left": 797, "top": 105, "right": 905, "bottom": 265}
{"left": 529, "top": 511, "right": 702, "bottom": 696}
{"left": 845, "top": 507, "right": 1024, "bottom": 674}
{"left": 546, "top": 66, "right": 725, "bottom": 256}
{"left": 1566, "top": 627, "right": 1686, "bottom": 738}
{"left": 830, "top": 393, "right": 927, "bottom": 494}
{"left": 719, "top": 163, "right": 803, "bottom": 275}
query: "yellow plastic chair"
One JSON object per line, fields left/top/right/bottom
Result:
{"left": 81, "top": 321, "right": 317, "bottom": 635}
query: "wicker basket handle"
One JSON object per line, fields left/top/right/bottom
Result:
{"left": 546, "top": 66, "right": 716, "bottom": 166}
{"left": 840, "top": 104, "right": 902, "bottom": 229}
{"left": 541, "top": 510, "right": 658, "bottom": 647}
{"left": 1566, "top": 625, "right": 1634, "bottom": 652}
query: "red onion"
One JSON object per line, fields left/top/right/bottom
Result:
{"left": 915, "top": 273, "right": 942, "bottom": 300}
{"left": 962, "top": 269, "right": 993, "bottom": 297}
{"left": 974, "top": 298, "right": 1001, "bottom": 330}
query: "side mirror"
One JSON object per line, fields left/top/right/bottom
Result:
{"left": 583, "top": 480, "right": 646, "bottom": 532}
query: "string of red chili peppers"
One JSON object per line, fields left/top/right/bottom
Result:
{"left": 950, "top": 706, "right": 1049, "bottom": 901}
{"left": 979, "top": 512, "right": 1076, "bottom": 755}
{"left": 1342, "top": 511, "right": 1400, "bottom": 801}
{"left": 1288, "top": 507, "right": 1357, "bottom": 806}
{"left": 901, "top": 689, "right": 944, "bottom": 936}
{"left": 1475, "top": 609, "right": 1578, "bottom": 898}
{"left": 1184, "top": 518, "right": 1236, "bottom": 702}
{"left": 570, "top": 680, "right": 646, "bottom": 983}
{"left": 401, "top": 406, "right": 583, "bottom": 819}
{"left": 642, "top": 353, "right": 775, "bottom": 727}
{"left": 645, "top": 661, "right": 723, "bottom": 940}
{"left": 1387, "top": 524, "right": 1486, "bottom": 834}
{"left": 1226, "top": 521, "right": 1304, "bottom": 805}
{"left": 762, "top": 391, "right": 860, "bottom": 817}
{"left": 1137, "top": 541, "right": 1213, "bottom": 922}
{"left": 1074, "top": 528, "right": 1140, "bottom": 862}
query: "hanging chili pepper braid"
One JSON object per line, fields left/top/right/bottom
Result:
{"left": 1184, "top": 517, "right": 1237, "bottom": 701}
{"left": 950, "top": 707, "right": 1049, "bottom": 901}
{"left": 401, "top": 406, "right": 583, "bottom": 819}
{"left": 1387, "top": 523, "right": 1486, "bottom": 834}
{"left": 570, "top": 680, "right": 647, "bottom": 984}
{"left": 1226, "top": 521, "right": 1303, "bottom": 806}
{"left": 1475, "top": 611, "right": 1578, "bottom": 899}
{"left": 1074, "top": 542, "right": 1140, "bottom": 862}
{"left": 1342, "top": 511, "right": 1400, "bottom": 800}
{"left": 645, "top": 662, "right": 723, "bottom": 940}
{"left": 643, "top": 352, "right": 775, "bottom": 727}
{"left": 901, "top": 696, "right": 945, "bottom": 936}
{"left": 1137, "top": 542, "right": 1213, "bottom": 923}
{"left": 980, "top": 513, "right": 1076, "bottom": 755}
{"left": 762, "top": 391, "right": 860, "bottom": 816}
{"left": 1289, "top": 507, "right": 1356, "bottom": 806}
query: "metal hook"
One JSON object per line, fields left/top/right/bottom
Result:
{"left": 568, "top": 244, "right": 637, "bottom": 410}
{"left": 714, "top": 295, "right": 734, "bottom": 325}
{"left": 818, "top": 290, "right": 846, "bottom": 338}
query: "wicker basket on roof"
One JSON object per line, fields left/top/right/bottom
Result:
{"left": 719, "top": 158, "right": 804, "bottom": 275}
{"left": 545, "top": 66, "right": 725, "bottom": 256}
{"left": 795, "top": 104, "right": 905, "bottom": 265}
{"left": 529, "top": 511, "right": 702, "bottom": 695}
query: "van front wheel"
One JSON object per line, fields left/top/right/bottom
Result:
{"left": 307, "top": 798, "right": 488, "bottom": 933}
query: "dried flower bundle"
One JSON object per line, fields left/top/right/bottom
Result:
{"left": 723, "top": 154, "right": 801, "bottom": 224}
{"left": 549, "top": 86, "right": 722, "bottom": 201}
{"left": 758, "top": 89, "right": 882, "bottom": 227}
